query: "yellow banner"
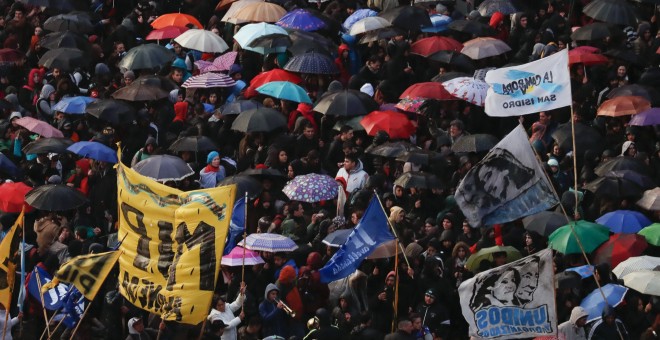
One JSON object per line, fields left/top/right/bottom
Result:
{"left": 0, "top": 211, "right": 23, "bottom": 309}
{"left": 43, "top": 251, "right": 121, "bottom": 300}
{"left": 117, "top": 162, "right": 235, "bottom": 325}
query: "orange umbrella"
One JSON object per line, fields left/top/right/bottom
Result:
{"left": 597, "top": 96, "right": 651, "bottom": 117}
{"left": 360, "top": 111, "right": 415, "bottom": 139}
{"left": 232, "top": 2, "right": 286, "bottom": 23}
{"left": 151, "top": 13, "right": 203, "bottom": 29}
{"left": 0, "top": 182, "right": 33, "bottom": 213}
{"left": 216, "top": 0, "right": 239, "bottom": 11}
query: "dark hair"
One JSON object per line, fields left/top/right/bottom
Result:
{"left": 344, "top": 153, "right": 359, "bottom": 164}
{"left": 340, "top": 125, "right": 353, "bottom": 134}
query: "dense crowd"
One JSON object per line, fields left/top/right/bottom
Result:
{"left": 0, "top": 0, "right": 658, "bottom": 339}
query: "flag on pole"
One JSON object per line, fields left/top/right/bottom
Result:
{"left": 55, "top": 287, "right": 85, "bottom": 329}
{"left": 455, "top": 125, "right": 559, "bottom": 228}
{"left": 17, "top": 235, "right": 26, "bottom": 313}
{"left": 319, "top": 197, "right": 395, "bottom": 283}
{"left": 224, "top": 197, "right": 246, "bottom": 255}
{"left": 41, "top": 251, "right": 121, "bottom": 300}
{"left": 0, "top": 210, "right": 23, "bottom": 309}
{"left": 484, "top": 49, "right": 571, "bottom": 117}
{"left": 27, "top": 266, "right": 69, "bottom": 310}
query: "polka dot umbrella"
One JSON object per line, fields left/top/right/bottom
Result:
{"left": 283, "top": 173, "right": 339, "bottom": 203}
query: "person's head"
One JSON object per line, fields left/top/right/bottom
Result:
{"left": 616, "top": 65, "right": 627, "bottom": 78}
{"left": 385, "top": 271, "right": 396, "bottom": 286}
{"left": 207, "top": 151, "right": 220, "bottom": 167}
{"left": 424, "top": 289, "right": 436, "bottom": 305}
{"left": 290, "top": 201, "right": 304, "bottom": 217}
{"left": 128, "top": 317, "right": 144, "bottom": 334}
{"left": 114, "top": 41, "right": 126, "bottom": 54}
{"left": 343, "top": 153, "right": 359, "bottom": 172}
{"left": 539, "top": 111, "right": 551, "bottom": 125}
{"left": 366, "top": 55, "right": 381, "bottom": 73}
{"left": 441, "top": 216, "right": 453, "bottom": 230}
{"left": 214, "top": 296, "right": 227, "bottom": 312}
{"left": 209, "top": 320, "right": 227, "bottom": 335}
{"left": 171, "top": 68, "right": 184, "bottom": 83}
{"left": 492, "top": 251, "right": 508, "bottom": 267}
{"left": 123, "top": 71, "right": 135, "bottom": 86}
{"left": 52, "top": 68, "right": 61, "bottom": 79}
{"left": 424, "top": 218, "right": 438, "bottom": 236}
{"left": 340, "top": 125, "right": 354, "bottom": 141}
{"left": 449, "top": 120, "right": 464, "bottom": 138}
{"left": 492, "top": 268, "right": 520, "bottom": 303}
{"left": 397, "top": 319, "right": 413, "bottom": 334}
{"left": 303, "top": 123, "right": 315, "bottom": 140}
{"left": 462, "top": 220, "right": 472, "bottom": 234}
{"left": 14, "top": 7, "right": 24, "bottom": 20}
{"left": 409, "top": 313, "right": 423, "bottom": 331}
{"left": 278, "top": 149, "right": 288, "bottom": 164}
{"left": 602, "top": 306, "right": 616, "bottom": 325}
{"left": 267, "top": 287, "right": 279, "bottom": 301}
{"left": 172, "top": 42, "right": 183, "bottom": 54}
{"left": 570, "top": 306, "right": 589, "bottom": 328}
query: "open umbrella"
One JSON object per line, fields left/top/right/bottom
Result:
{"left": 461, "top": 37, "right": 511, "bottom": 60}
{"left": 570, "top": 22, "right": 619, "bottom": 41}
{"left": 151, "top": 13, "right": 203, "bottom": 29}
{"left": 0, "top": 154, "right": 18, "bottom": 177}
{"left": 22, "top": 138, "right": 73, "bottom": 154}
{"left": 246, "top": 34, "right": 290, "bottom": 54}
{"left": 465, "top": 245, "right": 522, "bottom": 272}
{"left": 284, "top": 51, "right": 338, "bottom": 75}
{"left": 283, "top": 173, "right": 338, "bottom": 202}
{"left": 133, "top": 155, "right": 195, "bottom": 182}
{"left": 174, "top": 29, "right": 229, "bottom": 53}
{"left": 556, "top": 271, "right": 582, "bottom": 290}
{"left": 52, "top": 96, "right": 97, "bottom": 114}
{"left": 85, "top": 99, "right": 135, "bottom": 124}
{"left": 378, "top": 6, "right": 432, "bottom": 31}
{"left": 477, "top": 0, "right": 517, "bottom": 16}
{"left": 367, "top": 141, "right": 418, "bottom": 158}
{"left": 348, "top": 16, "right": 391, "bottom": 36}
{"left": 442, "top": 77, "right": 488, "bottom": 106}
{"left": 448, "top": 20, "right": 496, "bottom": 36}
{"left": 568, "top": 50, "right": 609, "bottom": 66}
{"left": 395, "top": 149, "right": 443, "bottom": 165}
{"left": 232, "top": 108, "right": 287, "bottom": 132}
{"left": 422, "top": 14, "right": 452, "bottom": 33}
{"left": 451, "top": 134, "right": 498, "bottom": 153}
{"left": 38, "top": 48, "right": 85, "bottom": 72}
{"left": 584, "top": 176, "right": 645, "bottom": 199}
{"left": 221, "top": 0, "right": 265, "bottom": 24}
{"left": 118, "top": 44, "right": 175, "bottom": 71}
{"left": 360, "top": 111, "right": 415, "bottom": 139}
{"left": 0, "top": 49, "right": 25, "bottom": 66}
{"left": 595, "top": 156, "right": 650, "bottom": 176}
{"left": 244, "top": 69, "right": 302, "bottom": 98}
{"left": 607, "top": 84, "right": 659, "bottom": 104}
{"left": 67, "top": 141, "right": 118, "bottom": 164}
{"left": 613, "top": 255, "right": 660, "bottom": 278}
{"left": 607, "top": 171, "right": 656, "bottom": 190}
{"left": 15, "top": 117, "right": 63, "bottom": 138}
{"left": 593, "top": 234, "right": 648, "bottom": 268}
{"left": 169, "top": 136, "right": 218, "bottom": 153}
{"left": 43, "top": 14, "right": 93, "bottom": 33}
{"left": 639, "top": 223, "right": 660, "bottom": 246}
{"left": 0, "top": 182, "right": 33, "bottom": 213}
{"left": 40, "top": 31, "right": 89, "bottom": 51}
{"left": 583, "top": 0, "right": 639, "bottom": 26}
{"left": 232, "top": 2, "right": 287, "bottom": 23}
{"left": 596, "top": 210, "right": 652, "bottom": 233}
{"left": 580, "top": 284, "right": 628, "bottom": 322}
{"left": 221, "top": 246, "right": 264, "bottom": 266}
{"left": 218, "top": 175, "right": 262, "bottom": 199}
{"left": 276, "top": 9, "right": 326, "bottom": 31}
{"left": 240, "top": 168, "right": 286, "bottom": 181}
{"left": 182, "top": 73, "right": 236, "bottom": 88}
{"left": 566, "top": 265, "right": 595, "bottom": 278}
{"left": 111, "top": 82, "right": 169, "bottom": 102}
{"left": 145, "top": 26, "right": 189, "bottom": 41}
{"left": 551, "top": 122, "right": 605, "bottom": 157}
{"left": 400, "top": 82, "right": 453, "bottom": 100}
{"left": 427, "top": 51, "right": 475, "bottom": 73}
{"left": 393, "top": 172, "right": 443, "bottom": 189}
{"left": 218, "top": 99, "right": 263, "bottom": 115}
{"left": 629, "top": 108, "right": 660, "bottom": 126}
{"left": 238, "top": 233, "right": 298, "bottom": 252}
{"left": 323, "top": 229, "right": 354, "bottom": 247}
{"left": 343, "top": 9, "right": 378, "bottom": 31}
{"left": 314, "top": 89, "right": 378, "bottom": 116}
{"left": 256, "top": 81, "right": 312, "bottom": 103}
{"left": 604, "top": 49, "right": 645, "bottom": 67}
{"left": 637, "top": 188, "right": 660, "bottom": 211}
{"left": 432, "top": 71, "right": 471, "bottom": 83}
{"left": 522, "top": 211, "right": 569, "bottom": 237}
{"left": 358, "top": 27, "right": 403, "bottom": 44}
{"left": 25, "top": 184, "right": 88, "bottom": 211}
{"left": 597, "top": 96, "right": 650, "bottom": 117}
{"left": 288, "top": 29, "right": 337, "bottom": 54}
{"left": 234, "top": 23, "right": 288, "bottom": 52}
{"left": 548, "top": 221, "right": 610, "bottom": 254}
{"left": 623, "top": 271, "right": 660, "bottom": 296}
{"left": 366, "top": 239, "right": 403, "bottom": 259}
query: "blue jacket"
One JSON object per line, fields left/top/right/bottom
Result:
{"left": 259, "top": 283, "right": 288, "bottom": 338}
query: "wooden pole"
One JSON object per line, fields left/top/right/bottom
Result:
{"left": 35, "top": 270, "right": 52, "bottom": 338}
{"left": 68, "top": 298, "right": 92, "bottom": 340}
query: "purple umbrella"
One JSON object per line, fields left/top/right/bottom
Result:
{"left": 283, "top": 173, "right": 339, "bottom": 202}
{"left": 276, "top": 9, "right": 326, "bottom": 31}
{"left": 629, "top": 107, "right": 660, "bottom": 126}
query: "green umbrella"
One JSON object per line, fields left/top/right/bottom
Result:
{"left": 465, "top": 245, "right": 522, "bottom": 272}
{"left": 549, "top": 220, "right": 610, "bottom": 254}
{"left": 639, "top": 223, "right": 660, "bottom": 246}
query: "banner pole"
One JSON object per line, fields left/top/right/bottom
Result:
{"left": 373, "top": 191, "right": 410, "bottom": 268}
{"left": 391, "top": 242, "right": 399, "bottom": 334}
{"left": 68, "top": 299, "right": 92, "bottom": 340}
{"left": 35, "top": 270, "right": 52, "bottom": 338}
{"left": 241, "top": 191, "right": 248, "bottom": 315}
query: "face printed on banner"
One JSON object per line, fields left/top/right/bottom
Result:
{"left": 491, "top": 269, "right": 519, "bottom": 305}
{"left": 515, "top": 256, "right": 541, "bottom": 305}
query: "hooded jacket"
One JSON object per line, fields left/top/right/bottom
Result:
{"left": 335, "top": 159, "right": 369, "bottom": 193}
{"left": 558, "top": 306, "right": 588, "bottom": 340}
{"left": 259, "top": 283, "right": 287, "bottom": 338}
{"left": 36, "top": 84, "right": 55, "bottom": 119}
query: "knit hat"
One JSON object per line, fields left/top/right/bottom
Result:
{"left": 279, "top": 265, "right": 296, "bottom": 284}
{"left": 405, "top": 242, "right": 423, "bottom": 258}
{"left": 207, "top": 151, "right": 219, "bottom": 164}
{"left": 425, "top": 288, "right": 437, "bottom": 299}
{"left": 95, "top": 63, "right": 110, "bottom": 76}
{"left": 128, "top": 317, "right": 142, "bottom": 335}
{"left": 360, "top": 83, "right": 374, "bottom": 97}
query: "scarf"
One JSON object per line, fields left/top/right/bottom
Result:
{"left": 204, "top": 164, "right": 219, "bottom": 173}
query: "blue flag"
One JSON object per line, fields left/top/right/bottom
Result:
{"left": 27, "top": 266, "right": 69, "bottom": 310}
{"left": 320, "top": 197, "right": 395, "bottom": 283}
{"left": 223, "top": 197, "right": 245, "bottom": 255}
{"left": 60, "top": 287, "right": 86, "bottom": 329}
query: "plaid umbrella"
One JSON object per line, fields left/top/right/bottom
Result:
{"left": 284, "top": 51, "right": 338, "bottom": 75}
{"left": 221, "top": 246, "right": 264, "bottom": 266}
{"left": 182, "top": 73, "right": 236, "bottom": 88}
{"left": 238, "top": 233, "right": 298, "bottom": 252}
{"left": 283, "top": 173, "right": 338, "bottom": 202}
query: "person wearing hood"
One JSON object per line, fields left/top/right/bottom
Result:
{"left": 489, "top": 12, "right": 509, "bottom": 42}
{"left": 335, "top": 153, "right": 368, "bottom": 194}
{"left": 35, "top": 84, "right": 56, "bottom": 121}
{"left": 199, "top": 151, "right": 226, "bottom": 188}
{"left": 207, "top": 282, "right": 246, "bottom": 340}
{"left": 558, "top": 306, "right": 588, "bottom": 340}
{"left": 259, "top": 283, "right": 288, "bottom": 338}
{"left": 19, "top": 68, "right": 43, "bottom": 109}
{"left": 306, "top": 308, "right": 343, "bottom": 339}
{"left": 131, "top": 136, "right": 157, "bottom": 167}
{"left": 634, "top": 22, "right": 652, "bottom": 58}
{"left": 335, "top": 44, "right": 352, "bottom": 87}
{"left": 126, "top": 317, "right": 160, "bottom": 340}
{"left": 67, "top": 159, "right": 91, "bottom": 195}
{"left": 588, "top": 306, "right": 630, "bottom": 339}
{"left": 622, "top": 141, "right": 637, "bottom": 157}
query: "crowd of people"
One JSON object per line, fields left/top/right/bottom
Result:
{"left": 0, "top": 0, "right": 658, "bottom": 339}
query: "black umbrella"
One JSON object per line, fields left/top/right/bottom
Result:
{"left": 133, "top": 155, "right": 195, "bottom": 182}
{"left": 134, "top": 75, "right": 179, "bottom": 92}
{"left": 169, "top": 136, "right": 219, "bottom": 153}
{"left": 448, "top": 20, "right": 496, "bottom": 37}
{"left": 117, "top": 44, "right": 176, "bottom": 71}
{"left": 22, "top": 138, "right": 74, "bottom": 154}
{"left": 427, "top": 51, "right": 475, "bottom": 73}
{"left": 451, "top": 134, "right": 498, "bottom": 153}
{"left": 367, "top": 141, "right": 418, "bottom": 158}
{"left": 38, "top": 48, "right": 85, "bottom": 72}
{"left": 522, "top": 211, "right": 569, "bottom": 237}
{"left": 605, "top": 170, "right": 657, "bottom": 189}
{"left": 378, "top": 6, "right": 432, "bottom": 31}
{"left": 85, "top": 99, "right": 136, "bottom": 125}
{"left": 358, "top": 27, "right": 404, "bottom": 44}
{"left": 43, "top": 14, "right": 93, "bottom": 33}
{"left": 219, "top": 99, "right": 263, "bottom": 115}
{"left": 111, "top": 82, "right": 169, "bottom": 102}
{"left": 583, "top": 0, "right": 639, "bottom": 26}
{"left": 231, "top": 108, "right": 287, "bottom": 132}
{"left": 570, "top": 23, "right": 620, "bottom": 41}
{"left": 477, "top": 0, "right": 518, "bottom": 16}
{"left": 551, "top": 122, "right": 605, "bottom": 158}
{"left": 218, "top": 175, "right": 262, "bottom": 199}
{"left": 395, "top": 149, "right": 443, "bottom": 165}
{"left": 25, "top": 184, "right": 88, "bottom": 211}
{"left": 39, "top": 31, "right": 89, "bottom": 51}
{"left": 283, "top": 51, "right": 338, "bottom": 75}
{"left": 249, "top": 34, "right": 292, "bottom": 51}
{"left": 333, "top": 116, "right": 364, "bottom": 131}
{"left": 584, "top": 176, "right": 644, "bottom": 198}
{"left": 639, "top": 67, "right": 660, "bottom": 88}
{"left": 313, "top": 90, "right": 378, "bottom": 117}
{"left": 287, "top": 30, "right": 336, "bottom": 55}
{"left": 241, "top": 168, "right": 286, "bottom": 180}
{"left": 607, "top": 84, "right": 660, "bottom": 106}
{"left": 603, "top": 49, "right": 644, "bottom": 66}
{"left": 393, "top": 171, "right": 443, "bottom": 189}
{"left": 556, "top": 271, "right": 582, "bottom": 291}
{"left": 595, "top": 156, "right": 650, "bottom": 176}
{"left": 432, "top": 71, "right": 470, "bottom": 83}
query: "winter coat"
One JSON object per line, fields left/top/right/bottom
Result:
{"left": 259, "top": 284, "right": 287, "bottom": 338}
{"left": 336, "top": 159, "right": 369, "bottom": 194}
{"left": 207, "top": 294, "right": 244, "bottom": 340}
{"left": 558, "top": 306, "right": 588, "bottom": 340}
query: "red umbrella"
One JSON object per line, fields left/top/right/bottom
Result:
{"left": 568, "top": 49, "right": 609, "bottom": 65}
{"left": 151, "top": 13, "right": 203, "bottom": 29}
{"left": 573, "top": 45, "right": 600, "bottom": 54}
{"left": 400, "top": 82, "right": 453, "bottom": 100}
{"left": 145, "top": 26, "right": 189, "bottom": 41}
{"left": 244, "top": 69, "right": 303, "bottom": 98}
{"left": 360, "top": 111, "right": 415, "bottom": 139}
{"left": 410, "top": 36, "right": 463, "bottom": 57}
{"left": 0, "top": 182, "right": 33, "bottom": 213}
{"left": 593, "top": 233, "right": 647, "bottom": 268}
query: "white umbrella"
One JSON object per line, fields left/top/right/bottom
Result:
{"left": 623, "top": 270, "right": 660, "bottom": 296}
{"left": 221, "top": 0, "right": 264, "bottom": 24}
{"left": 349, "top": 17, "right": 391, "bottom": 36}
{"left": 461, "top": 37, "right": 511, "bottom": 60}
{"left": 234, "top": 23, "right": 288, "bottom": 50}
{"left": 613, "top": 255, "right": 660, "bottom": 278}
{"left": 442, "top": 77, "right": 489, "bottom": 106}
{"left": 174, "top": 29, "right": 229, "bottom": 53}
{"left": 637, "top": 187, "right": 660, "bottom": 211}
{"left": 182, "top": 73, "right": 236, "bottom": 88}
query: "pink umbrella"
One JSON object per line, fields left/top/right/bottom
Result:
{"left": 221, "top": 246, "right": 264, "bottom": 266}
{"left": 196, "top": 52, "right": 238, "bottom": 73}
{"left": 15, "top": 117, "right": 64, "bottom": 138}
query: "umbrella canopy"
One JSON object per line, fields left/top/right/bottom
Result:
{"left": 182, "top": 73, "right": 236, "bottom": 89}
{"left": 400, "top": 82, "right": 453, "bottom": 100}
{"left": 151, "top": 13, "right": 203, "bottom": 29}
{"left": 427, "top": 51, "right": 475, "bottom": 73}
{"left": 613, "top": 255, "right": 660, "bottom": 278}
{"left": 256, "top": 81, "right": 312, "bottom": 103}
{"left": 556, "top": 271, "right": 583, "bottom": 291}
{"left": 637, "top": 188, "right": 660, "bottom": 211}
{"left": 432, "top": 71, "right": 471, "bottom": 83}
{"left": 604, "top": 48, "right": 645, "bottom": 67}
{"left": 607, "top": 84, "right": 660, "bottom": 104}
{"left": 284, "top": 51, "right": 338, "bottom": 75}
{"left": 568, "top": 50, "right": 609, "bottom": 66}
{"left": 38, "top": 48, "right": 85, "bottom": 72}
{"left": 343, "top": 9, "right": 378, "bottom": 31}
{"left": 240, "top": 168, "right": 286, "bottom": 180}
{"left": 597, "top": 96, "right": 651, "bottom": 117}
{"left": 522, "top": 211, "right": 569, "bottom": 237}
{"left": 218, "top": 99, "right": 263, "bottom": 115}
{"left": 461, "top": 37, "right": 511, "bottom": 60}
{"left": 323, "top": 229, "right": 354, "bottom": 247}
{"left": 133, "top": 155, "right": 195, "bottom": 182}
{"left": 378, "top": 6, "right": 432, "bottom": 31}
{"left": 22, "top": 138, "right": 73, "bottom": 154}
{"left": 465, "top": 245, "right": 522, "bottom": 272}
{"left": 393, "top": 172, "right": 443, "bottom": 189}
{"left": 595, "top": 156, "right": 650, "bottom": 176}
{"left": 551, "top": 122, "right": 605, "bottom": 157}
{"left": 205, "top": 52, "right": 239, "bottom": 73}
{"left": 442, "top": 77, "right": 488, "bottom": 106}
{"left": 570, "top": 22, "right": 619, "bottom": 41}
{"left": 566, "top": 265, "right": 595, "bottom": 278}
{"left": 548, "top": 221, "right": 610, "bottom": 254}
{"left": 111, "top": 82, "right": 169, "bottom": 102}
{"left": 248, "top": 69, "right": 302, "bottom": 88}
{"left": 593, "top": 234, "right": 648, "bottom": 268}
{"left": 221, "top": 0, "right": 265, "bottom": 24}
{"left": 623, "top": 271, "right": 660, "bottom": 296}
{"left": 43, "top": 14, "right": 93, "bottom": 33}
{"left": 583, "top": 0, "right": 639, "bottom": 26}
{"left": 174, "top": 29, "right": 230, "bottom": 53}
{"left": 629, "top": 108, "right": 660, "bottom": 126}
{"left": 584, "top": 176, "right": 645, "bottom": 199}
{"left": 360, "top": 111, "right": 415, "bottom": 139}
{"left": 0, "top": 182, "right": 33, "bottom": 213}
{"left": 218, "top": 175, "right": 262, "bottom": 199}
{"left": 395, "top": 149, "right": 443, "bottom": 165}
{"left": 15, "top": 117, "right": 63, "bottom": 138}
{"left": 451, "top": 134, "right": 498, "bottom": 153}
{"left": 367, "top": 141, "right": 418, "bottom": 158}
{"left": 288, "top": 29, "right": 337, "bottom": 54}
{"left": 52, "top": 96, "right": 97, "bottom": 114}
{"left": 358, "top": 27, "right": 403, "bottom": 44}
{"left": 145, "top": 26, "right": 189, "bottom": 41}
{"left": 422, "top": 14, "right": 452, "bottom": 33}
{"left": 0, "top": 154, "right": 18, "bottom": 177}
{"left": 168, "top": 136, "right": 219, "bottom": 153}
{"left": 580, "top": 284, "right": 628, "bottom": 322}
{"left": 348, "top": 16, "right": 391, "bottom": 36}
{"left": 314, "top": 89, "right": 378, "bottom": 117}
{"left": 40, "top": 31, "right": 89, "bottom": 51}
{"left": 596, "top": 210, "right": 652, "bottom": 234}
{"left": 232, "top": 2, "right": 287, "bottom": 23}
{"left": 283, "top": 173, "right": 338, "bottom": 202}
{"left": 118, "top": 44, "right": 175, "bottom": 71}
{"left": 246, "top": 34, "right": 290, "bottom": 54}
{"left": 25, "top": 183, "right": 88, "bottom": 211}
{"left": 639, "top": 223, "right": 660, "bottom": 246}
{"left": 238, "top": 233, "right": 298, "bottom": 252}
{"left": 221, "top": 246, "right": 264, "bottom": 266}
{"left": 234, "top": 23, "right": 288, "bottom": 50}
{"left": 366, "top": 239, "right": 403, "bottom": 259}
{"left": 449, "top": 20, "right": 496, "bottom": 36}
{"left": 232, "top": 108, "right": 287, "bottom": 132}
{"left": 477, "top": 0, "right": 517, "bottom": 16}
{"left": 276, "top": 9, "right": 326, "bottom": 31}
{"left": 67, "top": 141, "right": 118, "bottom": 164}
{"left": 0, "top": 49, "right": 25, "bottom": 66}
{"left": 608, "top": 170, "right": 656, "bottom": 189}
{"left": 85, "top": 99, "right": 135, "bottom": 125}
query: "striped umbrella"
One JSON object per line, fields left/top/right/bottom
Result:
{"left": 238, "top": 233, "right": 298, "bottom": 252}
{"left": 221, "top": 246, "right": 264, "bottom": 266}
{"left": 182, "top": 73, "right": 236, "bottom": 88}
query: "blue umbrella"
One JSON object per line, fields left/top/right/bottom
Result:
{"left": 238, "top": 233, "right": 298, "bottom": 252}
{"left": 67, "top": 141, "right": 118, "bottom": 164}
{"left": 234, "top": 23, "right": 289, "bottom": 54}
{"left": 256, "top": 81, "right": 312, "bottom": 104}
{"left": 566, "top": 264, "right": 594, "bottom": 278}
{"left": 283, "top": 51, "right": 339, "bottom": 75}
{"left": 52, "top": 96, "right": 97, "bottom": 114}
{"left": 580, "top": 284, "right": 628, "bottom": 322}
{"left": 422, "top": 14, "right": 452, "bottom": 33}
{"left": 276, "top": 9, "right": 326, "bottom": 31}
{"left": 596, "top": 209, "right": 652, "bottom": 234}
{"left": 343, "top": 9, "right": 377, "bottom": 30}
{"left": 0, "top": 153, "right": 19, "bottom": 177}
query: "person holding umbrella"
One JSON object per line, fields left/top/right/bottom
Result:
{"left": 200, "top": 151, "right": 226, "bottom": 188}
